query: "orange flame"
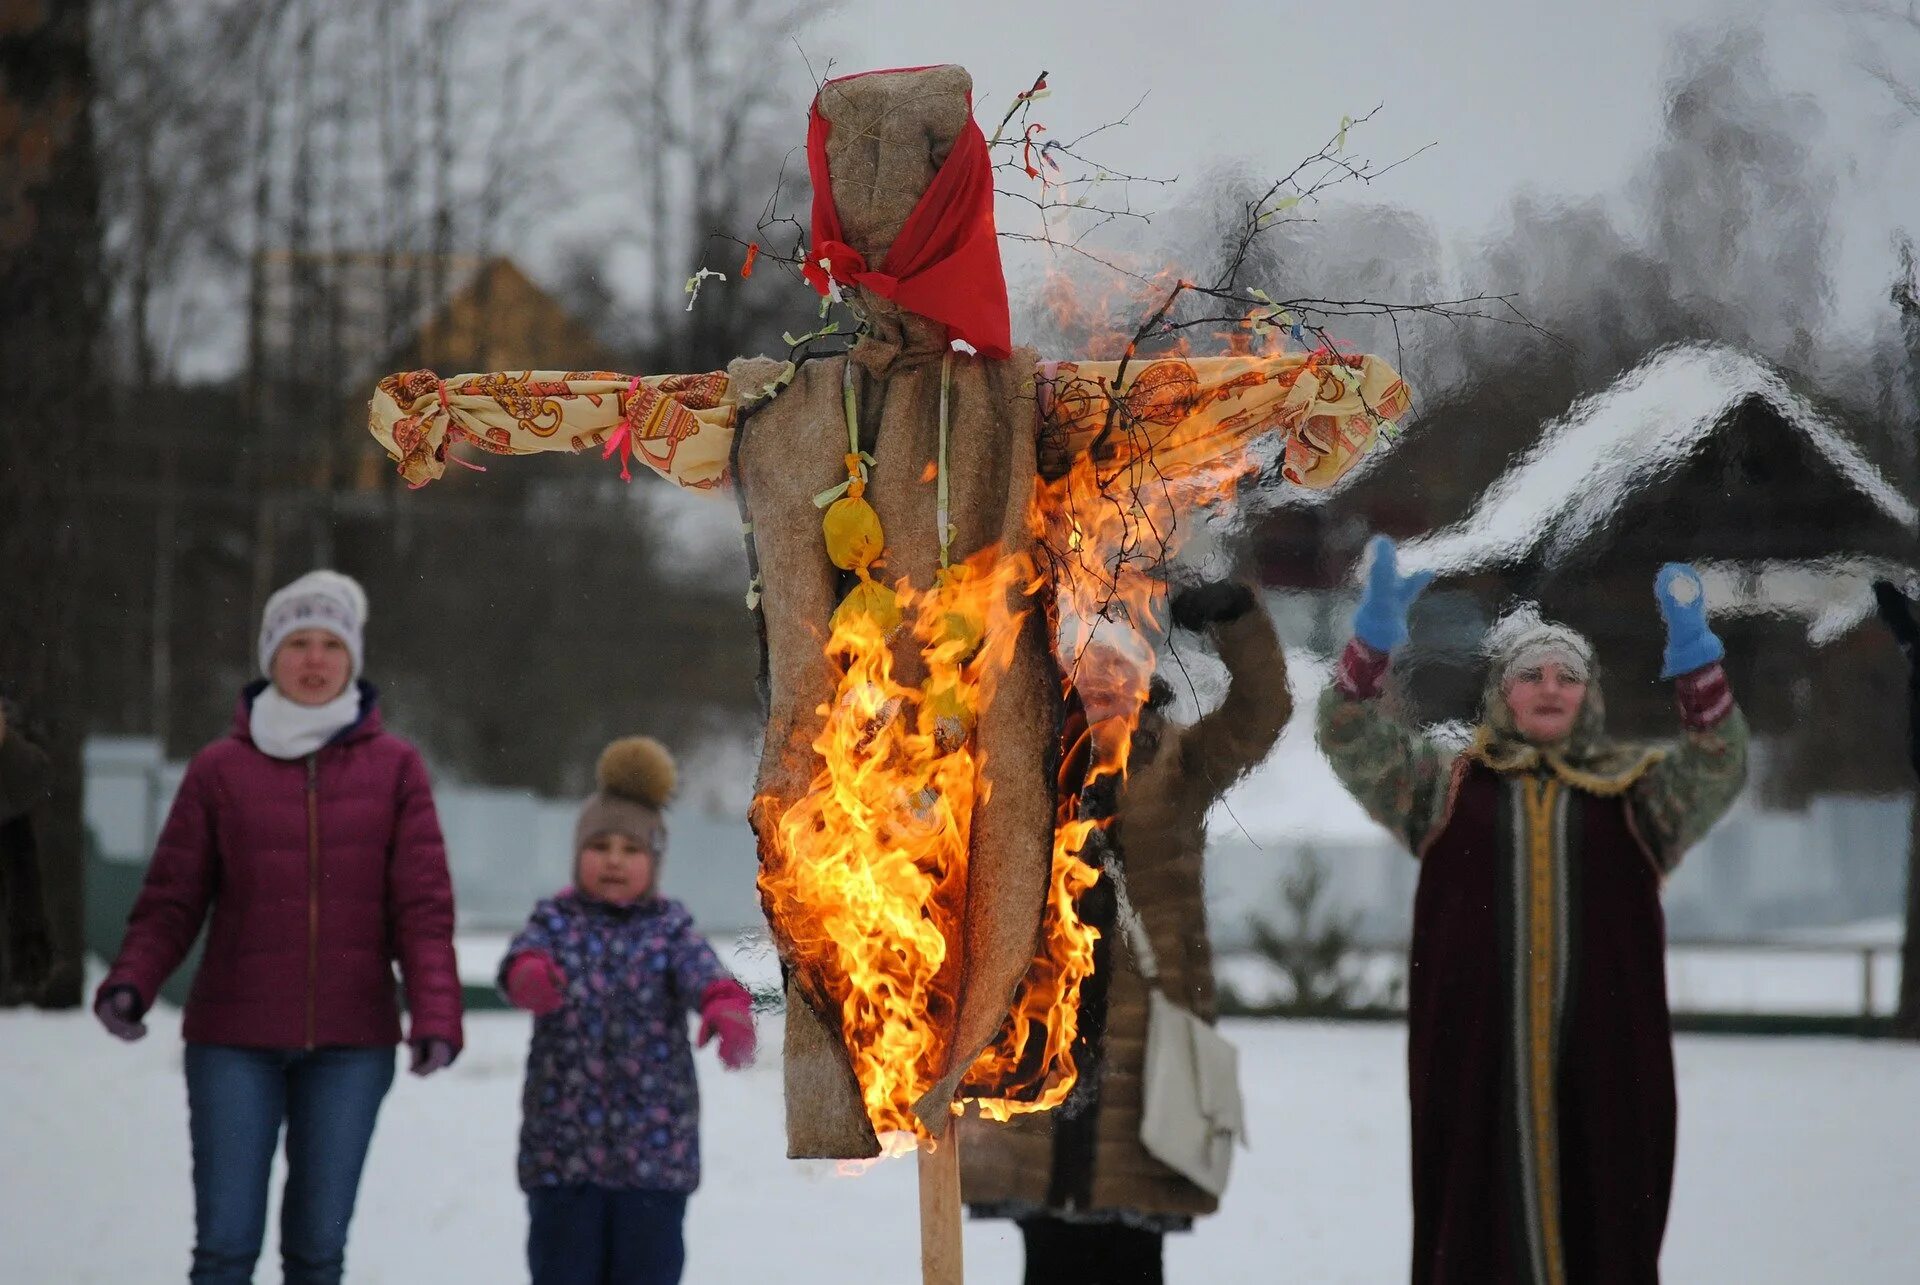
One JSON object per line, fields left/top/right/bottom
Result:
{"left": 756, "top": 546, "right": 1042, "bottom": 1138}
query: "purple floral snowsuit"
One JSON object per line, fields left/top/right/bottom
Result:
{"left": 502, "top": 892, "right": 732, "bottom": 1193}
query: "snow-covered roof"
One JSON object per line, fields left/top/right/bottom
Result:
{"left": 1402, "top": 342, "right": 1916, "bottom": 576}
{"left": 1695, "top": 556, "right": 1915, "bottom": 645}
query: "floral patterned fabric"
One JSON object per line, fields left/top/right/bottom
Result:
{"left": 367, "top": 352, "right": 1412, "bottom": 495}
{"left": 1034, "top": 351, "right": 1411, "bottom": 491}
{"left": 502, "top": 891, "right": 733, "bottom": 1193}
{"left": 370, "top": 369, "right": 738, "bottom": 492}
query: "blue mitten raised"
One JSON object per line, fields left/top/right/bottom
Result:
{"left": 1351, "top": 535, "right": 1434, "bottom": 653}
{"left": 1655, "top": 562, "right": 1724, "bottom": 678}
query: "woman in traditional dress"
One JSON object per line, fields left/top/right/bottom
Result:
{"left": 1318, "top": 537, "right": 1747, "bottom": 1285}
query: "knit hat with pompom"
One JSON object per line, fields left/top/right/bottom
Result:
{"left": 573, "top": 736, "right": 677, "bottom": 857}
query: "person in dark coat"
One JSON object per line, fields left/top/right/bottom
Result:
{"left": 1318, "top": 537, "right": 1748, "bottom": 1285}
{"left": 1870, "top": 579, "right": 1920, "bottom": 1036}
{"left": 1872, "top": 580, "right": 1920, "bottom": 776}
{"left": 962, "top": 580, "right": 1293, "bottom": 1285}
{"left": 0, "top": 694, "right": 54, "bottom": 1002}
{"left": 96, "top": 570, "right": 464, "bottom": 1285}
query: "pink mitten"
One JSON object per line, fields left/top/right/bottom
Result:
{"left": 697, "top": 980, "right": 756, "bottom": 1070}
{"left": 504, "top": 951, "right": 567, "bottom": 1017}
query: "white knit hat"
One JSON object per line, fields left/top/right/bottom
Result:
{"left": 258, "top": 571, "right": 369, "bottom": 678}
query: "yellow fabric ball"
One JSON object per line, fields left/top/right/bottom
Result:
{"left": 830, "top": 577, "right": 902, "bottom": 636}
{"left": 928, "top": 565, "right": 985, "bottom": 661}
{"left": 823, "top": 495, "right": 885, "bottom": 572}
{"left": 932, "top": 606, "right": 984, "bottom": 662}
{"left": 921, "top": 681, "right": 975, "bottom": 743}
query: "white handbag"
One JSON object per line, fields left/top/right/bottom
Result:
{"left": 1113, "top": 862, "right": 1246, "bottom": 1198}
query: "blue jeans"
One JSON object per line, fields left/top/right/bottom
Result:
{"left": 183, "top": 1043, "right": 395, "bottom": 1285}
{"left": 527, "top": 1186, "right": 689, "bottom": 1285}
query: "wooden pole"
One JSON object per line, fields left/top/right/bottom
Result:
{"left": 918, "top": 1130, "right": 964, "bottom": 1284}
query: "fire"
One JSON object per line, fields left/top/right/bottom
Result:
{"left": 755, "top": 546, "right": 1040, "bottom": 1138}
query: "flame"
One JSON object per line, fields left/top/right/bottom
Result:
{"left": 756, "top": 546, "right": 1040, "bottom": 1138}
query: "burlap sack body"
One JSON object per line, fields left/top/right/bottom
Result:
{"left": 733, "top": 66, "right": 1060, "bottom": 1158}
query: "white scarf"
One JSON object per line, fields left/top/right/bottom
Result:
{"left": 250, "top": 685, "right": 362, "bottom": 760}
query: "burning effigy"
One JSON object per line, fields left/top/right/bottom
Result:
{"left": 367, "top": 61, "right": 1412, "bottom": 1278}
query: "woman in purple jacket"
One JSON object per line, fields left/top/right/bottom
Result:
{"left": 95, "top": 570, "right": 464, "bottom": 1285}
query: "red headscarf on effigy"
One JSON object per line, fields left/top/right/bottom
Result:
{"left": 802, "top": 67, "right": 1013, "bottom": 361}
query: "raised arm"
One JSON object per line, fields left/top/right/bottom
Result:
{"left": 1314, "top": 536, "right": 1453, "bottom": 856}
{"left": 1172, "top": 580, "right": 1293, "bottom": 794}
{"left": 1630, "top": 564, "right": 1749, "bottom": 872}
{"left": 367, "top": 356, "right": 793, "bottom": 491}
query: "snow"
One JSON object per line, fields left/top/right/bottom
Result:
{"left": 1402, "top": 342, "right": 1917, "bottom": 578}
{"left": 1217, "top": 945, "right": 1905, "bottom": 1018}
{"left": 6, "top": 1007, "right": 1917, "bottom": 1283}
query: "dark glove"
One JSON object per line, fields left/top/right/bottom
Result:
{"left": 409, "top": 1038, "right": 457, "bottom": 1077}
{"left": 95, "top": 985, "right": 148, "bottom": 1042}
{"left": 1170, "top": 580, "right": 1256, "bottom": 631}
{"left": 1874, "top": 581, "right": 1919, "bottom": 651}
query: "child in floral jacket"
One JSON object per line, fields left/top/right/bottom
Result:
{"left": 500, "top": 736, "right": 756, "bottom": 1285}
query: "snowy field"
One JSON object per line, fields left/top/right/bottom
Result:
{"left": 4, "top": 1007, "right": 1918, "bottom": 1283}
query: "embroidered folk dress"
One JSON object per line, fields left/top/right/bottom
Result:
{"left": 1317, "top": 645, "right": 1747, "bottom": 1285}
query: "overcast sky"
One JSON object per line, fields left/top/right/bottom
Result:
{"left": 161, "top": 0, "right": 1915, "bottom": 380}
{"left": 665, "top": 0, "right": 1917, "bottom": 342}
{"left": 813, "top": 0, "right": 1911, "bottom": 331}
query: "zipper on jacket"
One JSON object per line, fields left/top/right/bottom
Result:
{"left": 305, "top": 753, "right": 319, "bottom": 1050}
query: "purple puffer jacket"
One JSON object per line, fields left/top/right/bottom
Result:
{"left": 503, "top": 891, "right": 732, "bottom": 1193}
{"left": 99, "top": 682, "right": 463, "bottom": 1051}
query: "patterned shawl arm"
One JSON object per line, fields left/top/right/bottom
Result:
{"left": 1035, "top": 351, "right": 1413, "bottom": 492}
{"left": 1629, "top": 663, "right": 1750, "bottom": 874}
{"left": 1314, "top": 640, "right": 1455, "bottom": 857}
{"left": 367, "top": 363, "right": 786, "bottom": 492}
{"left": 374, "top": 348, "right": 1413, "bottom": 496}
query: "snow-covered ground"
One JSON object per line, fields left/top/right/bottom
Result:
{"left": 4, "top": 1006, "right": 1917, "bottom": 1283}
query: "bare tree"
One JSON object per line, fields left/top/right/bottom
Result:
{"left": 579, "top": 0, "right": 826, "bottom": 370}
{"left": 0, "top": 0, "right": 103, "bottom": 1007}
